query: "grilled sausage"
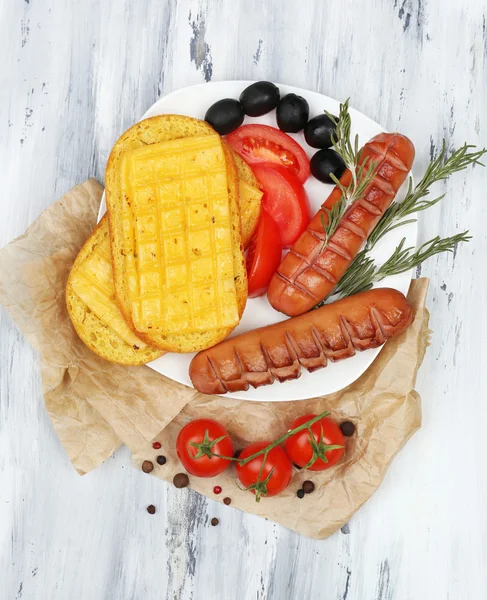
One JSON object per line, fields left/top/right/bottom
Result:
{"left": 189, "top": 288, "right": 413, "bottom": 395}
{"left": 267, "top": 133, "right": 415, "bottom": 316}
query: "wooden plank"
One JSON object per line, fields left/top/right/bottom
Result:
{"left": 1, "top": 0, "right": 486, "bottom": 598}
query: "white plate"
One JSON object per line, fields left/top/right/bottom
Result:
{"left": 98, "top": 81, "right": 416, "bottom": 402}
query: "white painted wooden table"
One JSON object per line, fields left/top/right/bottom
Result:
{"left": 1, "top": 1, "right": 486, "bottom": 598}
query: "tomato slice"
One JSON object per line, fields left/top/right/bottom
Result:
{"left": 226, "top": 124, "right": 310, "bottom": 183}
{"left": 246, "top": 209, "right": 282, "bottom": 298}
{"left": 251, "top": 163, "right": 310, "bottom": 248}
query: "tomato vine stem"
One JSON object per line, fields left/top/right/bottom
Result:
{"left": 204, "top": 410, "right": 344, "bottom": 501}
{"left": 208, "top": 410, "right": 333, "bottom": 465}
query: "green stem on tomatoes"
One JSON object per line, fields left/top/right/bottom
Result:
{"left": 237, "top": 410, "right": 331, "bottom": 465}
{"left": 245, "top": 464, "right": 275, "bottom": 502}
{"left": 205, "top": 410, "right": 333, "bottom": 465}
{"left": 189, "top": 430, "right": 229, "bottom": 460}
{"left": 302, "top": 425, "right": 344, "bottom": 469}
{"left": 200, "top": 411, "right": 338, "bottom": 502}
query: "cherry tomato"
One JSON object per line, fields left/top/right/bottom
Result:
{"left": 226, "top": 124, "right": 310, "bottom": 183}
{"left": 251, "top": 163, "right": 310, "bottom": 247}
{"left": 236, "top": 442, "right": 293, "bottom": 500}
{"left": 284, "top": 414, "right": 345, "bottom": 471}
{"left": 176, "top": 419, "right": 233, "bottom": 477}
{"left": 246, "top": 209, "right": 282, "bottom": 297}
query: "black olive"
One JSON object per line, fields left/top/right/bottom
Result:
{"left": 239, "top": 81, "right": 280, "bottom": 117}
{"left": 310, "top": 149, "right": 346, "bottom": 184}
{"left": 276, "top": 93, "right": 309, "bottom": 133}
{"left": 205, "top": 98, "right": 244, "bottom": 135}
{"left": 304, "top": 114, "right": 337, "bottom": 149}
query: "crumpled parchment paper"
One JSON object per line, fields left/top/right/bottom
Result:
{"left": 0, "top": 180, "right": 429, "bottom": 537}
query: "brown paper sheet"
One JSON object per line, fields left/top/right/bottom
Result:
{"left": 0, "top": 181, "right": 429, "bottom": 537}
{"left": 0, "top": 180, "right": 197, "bottom": 473}
{"left": 134, "top": 278, "right": 429, "bottom": 539}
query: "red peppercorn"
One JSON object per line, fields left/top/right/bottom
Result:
{"left": 213, "top": 485, "right": 222, "bottom": 495}
{"left": 152, "top": 441, "right": 161, "bottom": 449}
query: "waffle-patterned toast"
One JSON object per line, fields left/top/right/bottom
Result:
{"left": 66, "top": 125, "right": 260, "bottom": 364}
{"left": 66, "top": 217, "right": 164, "bottom": 365}
{"left": 105, "top": 115, "right": 248, "bottom": 353}
{"left": 66, "top": 157, "right": 260, "bottom": 365}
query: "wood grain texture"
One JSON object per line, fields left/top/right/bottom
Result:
{"left": 1, "top": 0, "right": 486, "bottom": 598}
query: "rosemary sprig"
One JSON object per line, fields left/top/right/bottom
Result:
{"left": 366, "top": 141, "right": 486, "bottom": 250}
{"left": 321, "top": 201, "right": 342, "bottom": 243}
{"left": 328, "top": 142, "right": 484, "bottom": 300}
{"left": 313, "top": 100, "right": 485, "bottom": 305}
{"left": 331, "top": 250, "right": 375, "bottom": 298}
{"left": 325, "top": 98, "right": 357, "bottom": 170}
{"left": 334, "top": 232, "right": 471, "bottom": 298}
{"left": 320, "top": 99, "right": 378, "bottom": 242}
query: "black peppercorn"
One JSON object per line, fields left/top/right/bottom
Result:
{"left": 156, "top": 455, "right": 167, "bottom": 465}
{"left": 146, "top": 505, "right": 156, "bottom": 514}
{"left": 211, "top": 517, "right": 219, "bottom": 526}
{"left": 302, "top": 480, "right": 315, "bottom": 494}
{"left": 340, "top": 421, "right": 356, "bottom": 437}
{"left": 297, "top": 489, "right": 305, "bottom": 499}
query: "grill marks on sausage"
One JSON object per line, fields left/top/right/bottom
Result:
{"left": 368, "top": 142, "right": 410, "bottom": 173}
{"left": 276, "top": 241, "right": 338, "bottom": 296}
{"left": 327, "top": 240, "right": 353, "bottom": 261}
{"left": 206, "top": 356, "right": 228, "bottom": 394}
{"left": 285, "top": 140, "right": 403, "bottom": 288}
{"left": 204, "top": 304, "right": 410, "bottom": 391}
{"left": 268, "top": 133, "right": 415, "bottom": 316}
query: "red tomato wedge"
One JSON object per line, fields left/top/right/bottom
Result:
{"left": 246, "top": 209, "right": 282, "bottom": 298}
{"left": 251, "top": 163, "right": 311, "bottom": 248}
{"left": 226, "top": 124, "right": 310, "bottom": 183}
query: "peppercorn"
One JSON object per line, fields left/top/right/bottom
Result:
{"left": 296, "top": 489, "right": 305, "bottom": 499}
{"left": 152, "top": 441, "right": 161, "bottom": 450}
{"left": 211, "top": 517, "right": 219, "bottom": 526}
{"left": 146, "top": 505, "right": 156, "bottom": 514}
{"left": 302, "top": 480, "right": 315, "bottom": 494}
{"left": 223, "top": 497, "right": 231, "bottom": 506}
{"left": 340, "top": 421, "right": 356, "bottom": 437}
{"left": 156, "top": 455, "right": 167, "bottom": 465}
{"left": 142, "top": 460, "right": 154, "bottom": 473}
{"left": 173, "top": 473, "right": 189, "bottom": 488}
{"left": 213, "top": 485, "right": 222, "bottom": 495}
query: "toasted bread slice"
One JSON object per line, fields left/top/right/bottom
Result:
{"left": 66, "top": 217, "right": 164, "bottom": 365}
{"left": 67, "top": 131, "right": 257, "bottom": 364}
{"left": 105, "top": 115, "right": 248, "bottom": 353}
{"left": 233, "top": 154, "right": 263, "bottom": 248}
